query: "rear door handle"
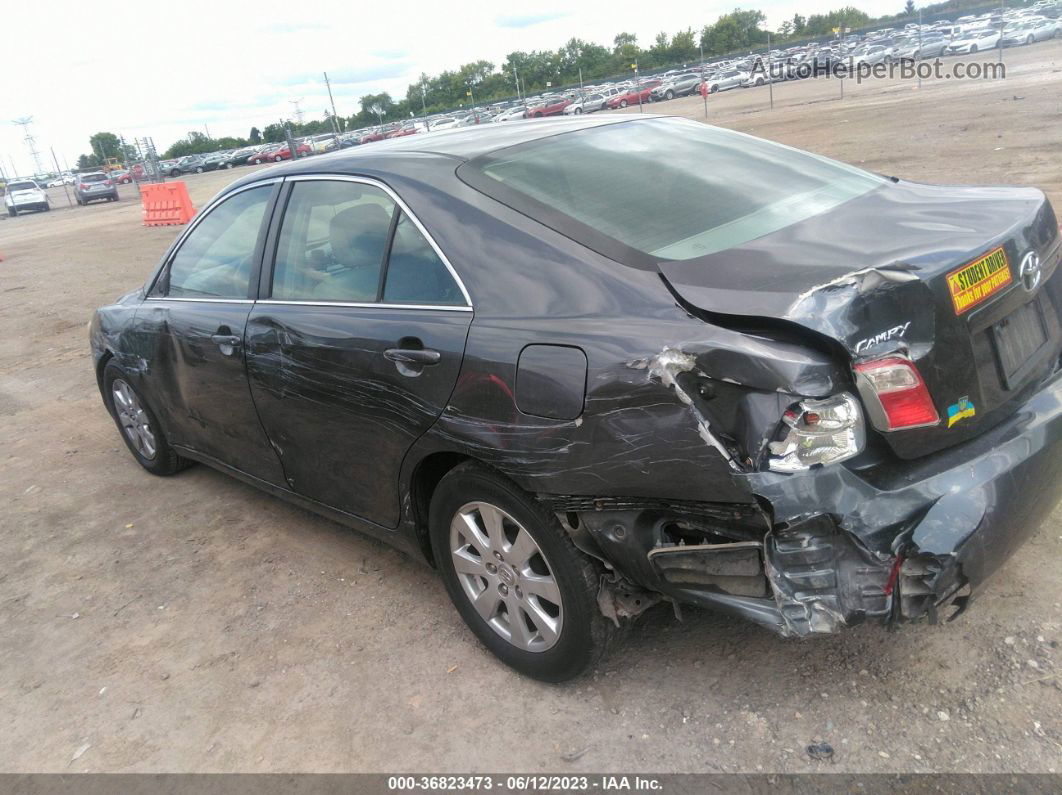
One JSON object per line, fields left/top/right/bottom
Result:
{"left": 210, "top": 334, "right": 242, "bottom": 353}
{"left": 384, "top": 348, "right": 441, "bottom": 365}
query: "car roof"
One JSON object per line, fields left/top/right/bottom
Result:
{"left": 226, "top": 116, "right": 649, "bottom": 192}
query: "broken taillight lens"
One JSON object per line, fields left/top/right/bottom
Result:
{"left": 853, "top": 356, "right": 939, "bottom": 430}
{"left": 767, "top": 393, "right": 865, "bottom": 473}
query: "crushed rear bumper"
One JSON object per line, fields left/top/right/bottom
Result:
{"left": 556, "top": 367, "right": 1062, "bottom": 636}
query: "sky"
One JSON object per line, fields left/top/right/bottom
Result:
{"left": 2, "top": 0, "right": 902, "bottom": 175}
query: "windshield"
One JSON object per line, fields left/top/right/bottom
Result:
{"left": 465, "top": 118, "right": 883, "bottom": 261}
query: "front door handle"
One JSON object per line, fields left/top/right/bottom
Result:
{"left": 210, "top": 334, "right": 242, "bottom": 354}
{"left": 384, "top": 348, "right": 441, "bottom": 365}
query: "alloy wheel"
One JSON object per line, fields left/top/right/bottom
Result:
{"left": 112, "top": 379, "right": 157, "bottom": 460}
{"left": 449, "top": 501, "right": 563, "bottom": 652}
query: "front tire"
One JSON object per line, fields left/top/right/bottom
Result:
{"left": 430, "top": 463, "right": 614, "bottom": 682}
{"left": 103, "top": 361, "right": 191, "bottom": 476}
{"left": 619, "top": 99, "right": 628, "bottom": 108}
{"left": 665, "top": 89, "right": 675, "bottom": 100}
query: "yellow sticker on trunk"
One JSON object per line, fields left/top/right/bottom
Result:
{"left": 947, "top": 247, "right": 1012, "bottom": 315}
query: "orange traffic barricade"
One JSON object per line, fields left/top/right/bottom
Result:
{"left": 140, "top": 182, "right": 196, "bottom": 226}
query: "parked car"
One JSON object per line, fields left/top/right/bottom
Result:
{"left": 247, "top": 147, "right": 281, "bottom": 165}
{"left": 703, "top": 69, "right": 748, "bottom": 92}
{"left": 850, "top": 44, "right": 889, "bottom": 66}
{"left": 605, "top": 80, "right": 661, "bottom": 108}
{"left": 946, "top": 27, "right": 1002, "bottom": 53}
{"left": 110, "top": 169, "right": 133, "bottom": 184}
{"left": 912, "top": 35, "right": 951, "bottom": 58}
{"left": 650, "top": 73, "right": 703, "bottom": 100}
{"left": 1001, "top": 17, "right": 1058, "bottom": 46}
{"left": 4, "top": 179, "right": 49, "bottom": 215}
{"left": 494, "top": 106, "right": 528, "bottom": 122}
{"left": 262, "top": 142, "right": 311, "bottom": 162}
{"left": 527, "top": 96, "right": 572, "bottom": 117}
{"left": 90, "top": 116, "right": 1062, "bottom": 682}
{"left": 75, "top": 172, "right": 119, "bottom": 205}
{"left": 176, "top": 155, "right": 208, "bottom": 174}
{"left": 563, "top": 94, "right": 607, "bottom": 114}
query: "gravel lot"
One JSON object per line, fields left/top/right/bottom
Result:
{"left": 1, "top": 41, "right": 1061, "bottom": 774}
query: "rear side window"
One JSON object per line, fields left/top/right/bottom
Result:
{"left": 383, "top": 213, "right": 465, "bottom": 305}
{"left": 462, "top": 117, "right": 882, "bottom": 263}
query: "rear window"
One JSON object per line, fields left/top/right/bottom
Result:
{"left": 462, "top": 118, "right": 883, "bottom": 262}
{"left": 8, "top": 181, "right": 36, "bottom": 191}
{"left": 82, "top": 174, "right": 108, "bottom": 183}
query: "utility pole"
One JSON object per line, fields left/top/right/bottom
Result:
{"left": 767, "top": 31, "right": 774, "bottom": 109}
{"left": 420, "top": 79, "right": 428, "bottom": 117}
{"left": 51, "top": 147, "right": 73, "bottom": 206}
{"left": 634, "top": 60, "right": 643, "bottom": 113}
{"left": 700, "top": 42, "right": 708, "bottom": 118}
{"left": 324, "top": 72, "right": 343, "bottom": 137}
{"left": 12, "top": 117, "right": 43, "bottom": 175}
{"left": 998, "top": 0, "right": 1005, "bottom": 66}
{"left": 918, "top": 9, "right": 923, "bottom": 90}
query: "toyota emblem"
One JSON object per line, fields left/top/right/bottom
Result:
{"left": 1019, "top": 250, "right": 1042, "bottom": 292}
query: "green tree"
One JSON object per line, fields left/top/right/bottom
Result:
{"left": 262, "top": 123, "right": 286, "bottom": 143}
{"left": 904, "top": 0, "right": 915, "bottom": 14}
{"left": 670, "top": 28, "right": 700, "bottom": 63}
{"left": 88, "top": 132, "right": 122, "bottom": 162}
{"left": 249, "top": 127, "right": 261, "bottom": 144}
{"left": 778, "top": 20, "right": 794, "bottom": 37}
{"left": 792, "top": 13, "right": 807, "bottom": 34}
{"left": 76, "top": 153, "right": 99, "bottom": 170}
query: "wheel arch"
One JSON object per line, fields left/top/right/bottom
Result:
{"left": 408, "top": 450, "right": 473, "bottom": 565}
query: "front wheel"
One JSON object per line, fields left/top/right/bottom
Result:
{"left": 103, "top": 361, "right": 191, "bottom": 476}
{"left": 710, "top": 84, "right": 720, "bottom": 94}
{"left": 195, "top": 166, "right": 203, "bottom": 173}
{"left": 970, "top": 45, "right": 978, "bottom": 53}
{"left": 7, "top": 208, "right": 15, "bottom": 217}
{"left": 574, "top": 107, "right": 582, "bottom": 114}
{"left": 430, "top": 463, "right": 615, "bottom": 682}
{"left": 274, "top": 155, "right": 282, "bottom": 162}
{"left": 665, "top": 89, "right": 675, "bottom": 100}
{"left": 619, "top": 99, "right": 628, "bottom": 108}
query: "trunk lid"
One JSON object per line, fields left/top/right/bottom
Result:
{"left": 659, "top": 180, "right": 1062, "bottom": 459}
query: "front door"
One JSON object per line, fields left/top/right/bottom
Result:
{"left": 135, "top": 182, "right": 286, "bottom": 485}
{"left": 246, "top": 177, "right": 472, "bottom": 527}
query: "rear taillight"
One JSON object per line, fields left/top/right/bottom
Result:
{"left": 79, "top": 184, "right": 89, "bottom": 190}
{"left": 104, "top": 179, "right": 112, "bottom": 186}
{"left": 853, "top": 356, "right": 939, "bottom": 430}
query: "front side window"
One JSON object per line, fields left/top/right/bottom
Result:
{"left": 163, "top": 186, "right": 271, "bottom": 299}
{"left": 463, "top": 117, "right": 883, "bottom": 262}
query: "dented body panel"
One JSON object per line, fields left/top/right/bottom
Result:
{"left": 90, "top": 116, "right": 1062, "bottom": 642}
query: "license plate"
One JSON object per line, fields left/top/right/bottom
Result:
{"left": 947, "top": 246, "right": 1012, "bottom": 315}
{"left": 993, "top": 297, "right": 1048, "bottom": 387}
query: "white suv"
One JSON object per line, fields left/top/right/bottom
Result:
{"left": 5, "top": 179, "right": 50, "bottom": 216}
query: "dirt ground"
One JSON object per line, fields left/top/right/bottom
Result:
{"left": 2, "top": 41, "right": 1061, "bottom": 775}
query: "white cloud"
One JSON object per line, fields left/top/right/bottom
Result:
{"left": 1, "top": 0, "right": 901, "bottom": 174}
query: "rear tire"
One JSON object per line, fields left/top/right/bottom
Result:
{"left": 430, "top": 463, "right": 615, "bottom": 682}
{"left": 103, "top": 360, "right": 191, "bottom": 477}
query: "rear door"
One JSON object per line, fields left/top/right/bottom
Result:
{"left": 246, "top": 176, "right": 472, "bottom": 527}
{"left": 135, "top": 180, "right": 287, "bottom": 484}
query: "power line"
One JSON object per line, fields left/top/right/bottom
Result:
{"left": 11, "top": 116, "right": 43, "bottom": 175}
{"left": 289, "top": 98, "right": 305, "bottom": 124}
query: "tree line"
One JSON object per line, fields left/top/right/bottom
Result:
{"left": 74, "top": 0, "right": 1021, "bottom": 164}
